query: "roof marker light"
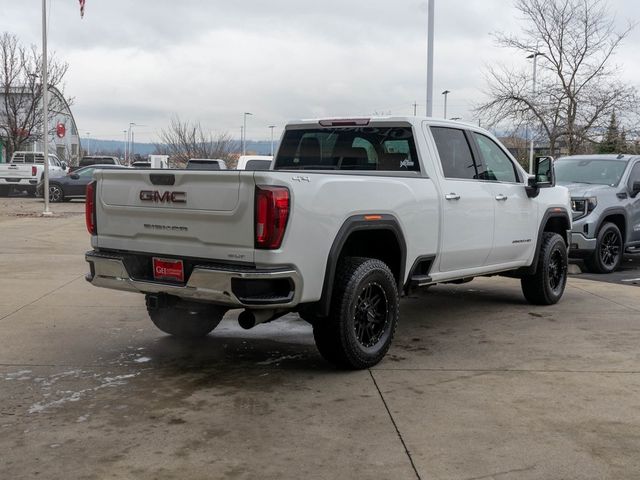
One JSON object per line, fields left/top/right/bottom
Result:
{"left": 319, "top": 118, "right": 370, "bottom": 127}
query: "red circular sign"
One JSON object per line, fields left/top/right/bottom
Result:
{"left": 56, "top": 122, "right": 66, "bottom": 138}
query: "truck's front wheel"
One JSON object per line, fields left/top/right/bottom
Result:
{"left": 584, "top": 222, "right": 623, "bottom": 274}
{"left": 145, "top": 295, "right": 226, "bottom": 338}
{"left": 313, "top": 257, "right": 399, "bottom": 369}
{"left": 521, "top": 232, "right": 568, "bottom": 305}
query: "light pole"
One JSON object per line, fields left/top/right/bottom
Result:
{"left": 242, "top": 112, "right": 252, "bottom": 156}
{"left": 527, "top": 51, "right": 543, "bottom": 173}
{"left": 41, "top": 0, "right": 51, "bottom": 215}
{"left": 123, "top": 130, "right": 127, "bottom": 162}
{"left": 127, "top": 122, "right": 142, "bottom": 164}
{"left": 426, "top": 0, "right": 435, "bottom": 116}
{"left": 85, "top": 132, "right": 91, "bottom": 155}
{"left": 268, "top": 125, "right": 276, "bottom": 156}
{"left": 442, "top": 90, "right": 451, "bottom": 119}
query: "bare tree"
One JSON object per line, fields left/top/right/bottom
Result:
{"left": 476, "top": 0, "right": 637, "bottom": 155}
{"left": 0, "top": 32, "right": 70, "bottom": 159}
{"left": 156, "top": 115, "right": 235, "bottom": 167}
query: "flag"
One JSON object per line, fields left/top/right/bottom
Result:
{"left": 79, "top": 0, "right": 86, "bottom": 18}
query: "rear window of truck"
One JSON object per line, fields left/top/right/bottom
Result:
{"left": 274, "top": 127, "right": 420, "bottom": 172}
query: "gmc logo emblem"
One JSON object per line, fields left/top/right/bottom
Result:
{"left": 139, "top": 190, "right": 187, "bottom": 203}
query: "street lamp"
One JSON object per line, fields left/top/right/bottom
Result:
{"left": 268, "top": 125, "right": 276, "bottom": 156}
{"left": 123, "top": 130, "right": 127, "bottom": 162}
{"left": 426, "top": 0, "right": 435, "bottom": 116}
{"left": 85, "top": 132, "right": 91, "bottom": 155}
{"left": 527, "top": 51, "right": 543, "bottom": 173}
{"left": 41, "top": 0, "right": 51, "bottom": 215}
{"left": 127, "top": 122, "right": 145, "bottom": 164}
{"left": 242, "top": 112, "right": 253, "bottom": 156}
{"left": 442, "top": 90, "right": 451, "bottom": 119}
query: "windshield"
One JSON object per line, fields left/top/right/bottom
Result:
{"left": 555, "top": 158, "right": 628, "bottom": 186}
{"left": 274, "top": 126, "right": 420, "bottom": 172}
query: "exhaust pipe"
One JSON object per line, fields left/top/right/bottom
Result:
{"left": 238, "top": 309, "right": 287, "bottom": 330}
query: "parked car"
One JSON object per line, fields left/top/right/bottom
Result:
{"left": 186, "top": 158, "right": 227, "bottom": 170}
{"left": 236, "top": 155, "right": 272, "bottom": 170}
{"left": 132, "top": 155, "right": 169, "bottom": 169}
{"left": 75, "top": 156, "right": 121, "bottom": 170}
{"left": 556, "top": 154, "right": 640, "bottom": 273}
{"left": 85, "top": 117, "right": 571, "bottom": 369}
{"left": 44, "top": 164, "right": 129, "bottom": 202}
{"left": 0, "top": 151, "right": 67, "bottom": 196}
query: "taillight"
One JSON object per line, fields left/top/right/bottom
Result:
{"left": 85, "top": 181, "right": 97, "bottom": 235}
{"left": 31, "top": 166, "right": 37, "bottom": 176}
{"left": 255, "top": 186, "right": 290, "bottom": 249}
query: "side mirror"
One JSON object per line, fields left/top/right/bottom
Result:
{"left": 526, "top": 156, "right": 555, "bottom": 198}
{"left": 61, "top": 162, "right": 68, "bottom": 170}
{"left": 631, "top": 181, "right": 640, "bottom": 198}
{"left": 70, "top": 173, "right": 80, "bottom": 180}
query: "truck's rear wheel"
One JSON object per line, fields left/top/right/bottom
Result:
{"left": 313, "top": 257, "right": 399, "bottom": 369}
{"left": 521, "top": 232, "right": 567, "bottom": 305}
{"left": 145, "top": 295, "right": 226, "bottom": 338}
{"left": 0, "top": 186, "right": 9, "bottom": 197}
{"left": 584, "top": 222, "right": 623, "bottom": 274}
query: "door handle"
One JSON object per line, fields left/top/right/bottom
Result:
{"left": 445, "top": 193, "right": 461, "bottom": 201}
{"left": 495, "top": 194, "right": 508, "bottom": 201}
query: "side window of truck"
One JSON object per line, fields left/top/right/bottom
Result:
{"left": 472, "top": 133, "right": 520, "bottom": 183}
{"left": 431, "top": 127, "right": 477, "bottom": 180}
{"left": 628, "top": 163, "right": 640, "bottom": 191}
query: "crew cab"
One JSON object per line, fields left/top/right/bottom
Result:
{"left": 85, "top": 117, "right": 572, "bottom": 369}
{"left": 0, "top": 151, "right": 67, "bottom": 196}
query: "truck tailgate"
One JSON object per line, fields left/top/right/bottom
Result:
{"left": 94, "top": 170, "right": 256, "bottom": 263}
{"left": 0, "top": 165, "right": 33, "bottom": 179}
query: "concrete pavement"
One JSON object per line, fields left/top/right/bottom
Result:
{"left": 1, "top": 199, "right": 640, "bottom": 479}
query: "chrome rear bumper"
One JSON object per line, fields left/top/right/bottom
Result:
{"left": 85, "top": 250, "right": 302, "bottom": 309}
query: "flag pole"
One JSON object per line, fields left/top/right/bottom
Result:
{"left": 42, "top": 0, "right": 51, "bottom": 215}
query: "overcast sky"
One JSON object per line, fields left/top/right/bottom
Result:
{"left": 2, "top": 0, "right": 639, "bottom": 142}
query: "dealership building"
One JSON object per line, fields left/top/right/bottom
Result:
{"left": 0, "top": 85, "right": 81, "bottom": 164}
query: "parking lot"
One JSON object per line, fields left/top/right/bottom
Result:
{"left": 1, "top": 197, "right": 640, "bottom": 480}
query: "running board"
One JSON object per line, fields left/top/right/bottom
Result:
{"left": 411, "top": 274, "right": 433, "bottom": 287}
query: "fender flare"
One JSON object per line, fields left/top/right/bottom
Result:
{"left": 594, "top": 207, "right": 628, "bottom": 242}
{"left": 525, "top": 208, "right": 571, "bottom": 275}
{"left": 316, "top": 214, "right": 407, "bottom": 317}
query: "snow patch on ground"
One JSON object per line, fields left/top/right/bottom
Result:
{"left": 27, "top": 372, "right": 140, "bottom": 414}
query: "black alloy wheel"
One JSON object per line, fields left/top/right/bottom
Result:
{"left": 547, "top": 247, "right": 566, "bottom": 295}
{"left": 599, "top": 230, "right": 622, "bottom": 270}
{"left": 313, "top": 257, "right": 399, "bottom": 369}
{"left": 521, "top": 232, "right": 568, "bottom": 305}
{"left": 353, "top": 283, "right": 389, "bottom": 348}
{"left": 584, "top": 222, "right": 623, "bottom": 274}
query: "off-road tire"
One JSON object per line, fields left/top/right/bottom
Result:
{"left": 145, "top": 296, "right": 226, "bottom": 338}
{"left": 521, "top": 232, "right": 568, "bottom": 305}
{"left": 584, "top": 222, "right": 623, "bottom": 274}
{"left": 313, "top": 257, "right": 399, "bottom": 369}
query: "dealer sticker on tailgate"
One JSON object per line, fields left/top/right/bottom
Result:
{"left": 152, "top": 257, "right": 184, "bottom": 282}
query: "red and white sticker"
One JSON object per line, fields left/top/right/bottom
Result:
{"left": 152, "top": 257, "right": 184, "bottom": 282}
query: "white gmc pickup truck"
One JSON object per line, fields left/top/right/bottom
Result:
{"left": 0, "top": 151, "right": 67, "bottom": 196}
{"left": 85, "top": 117, "right": 572, "bottom": 369}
